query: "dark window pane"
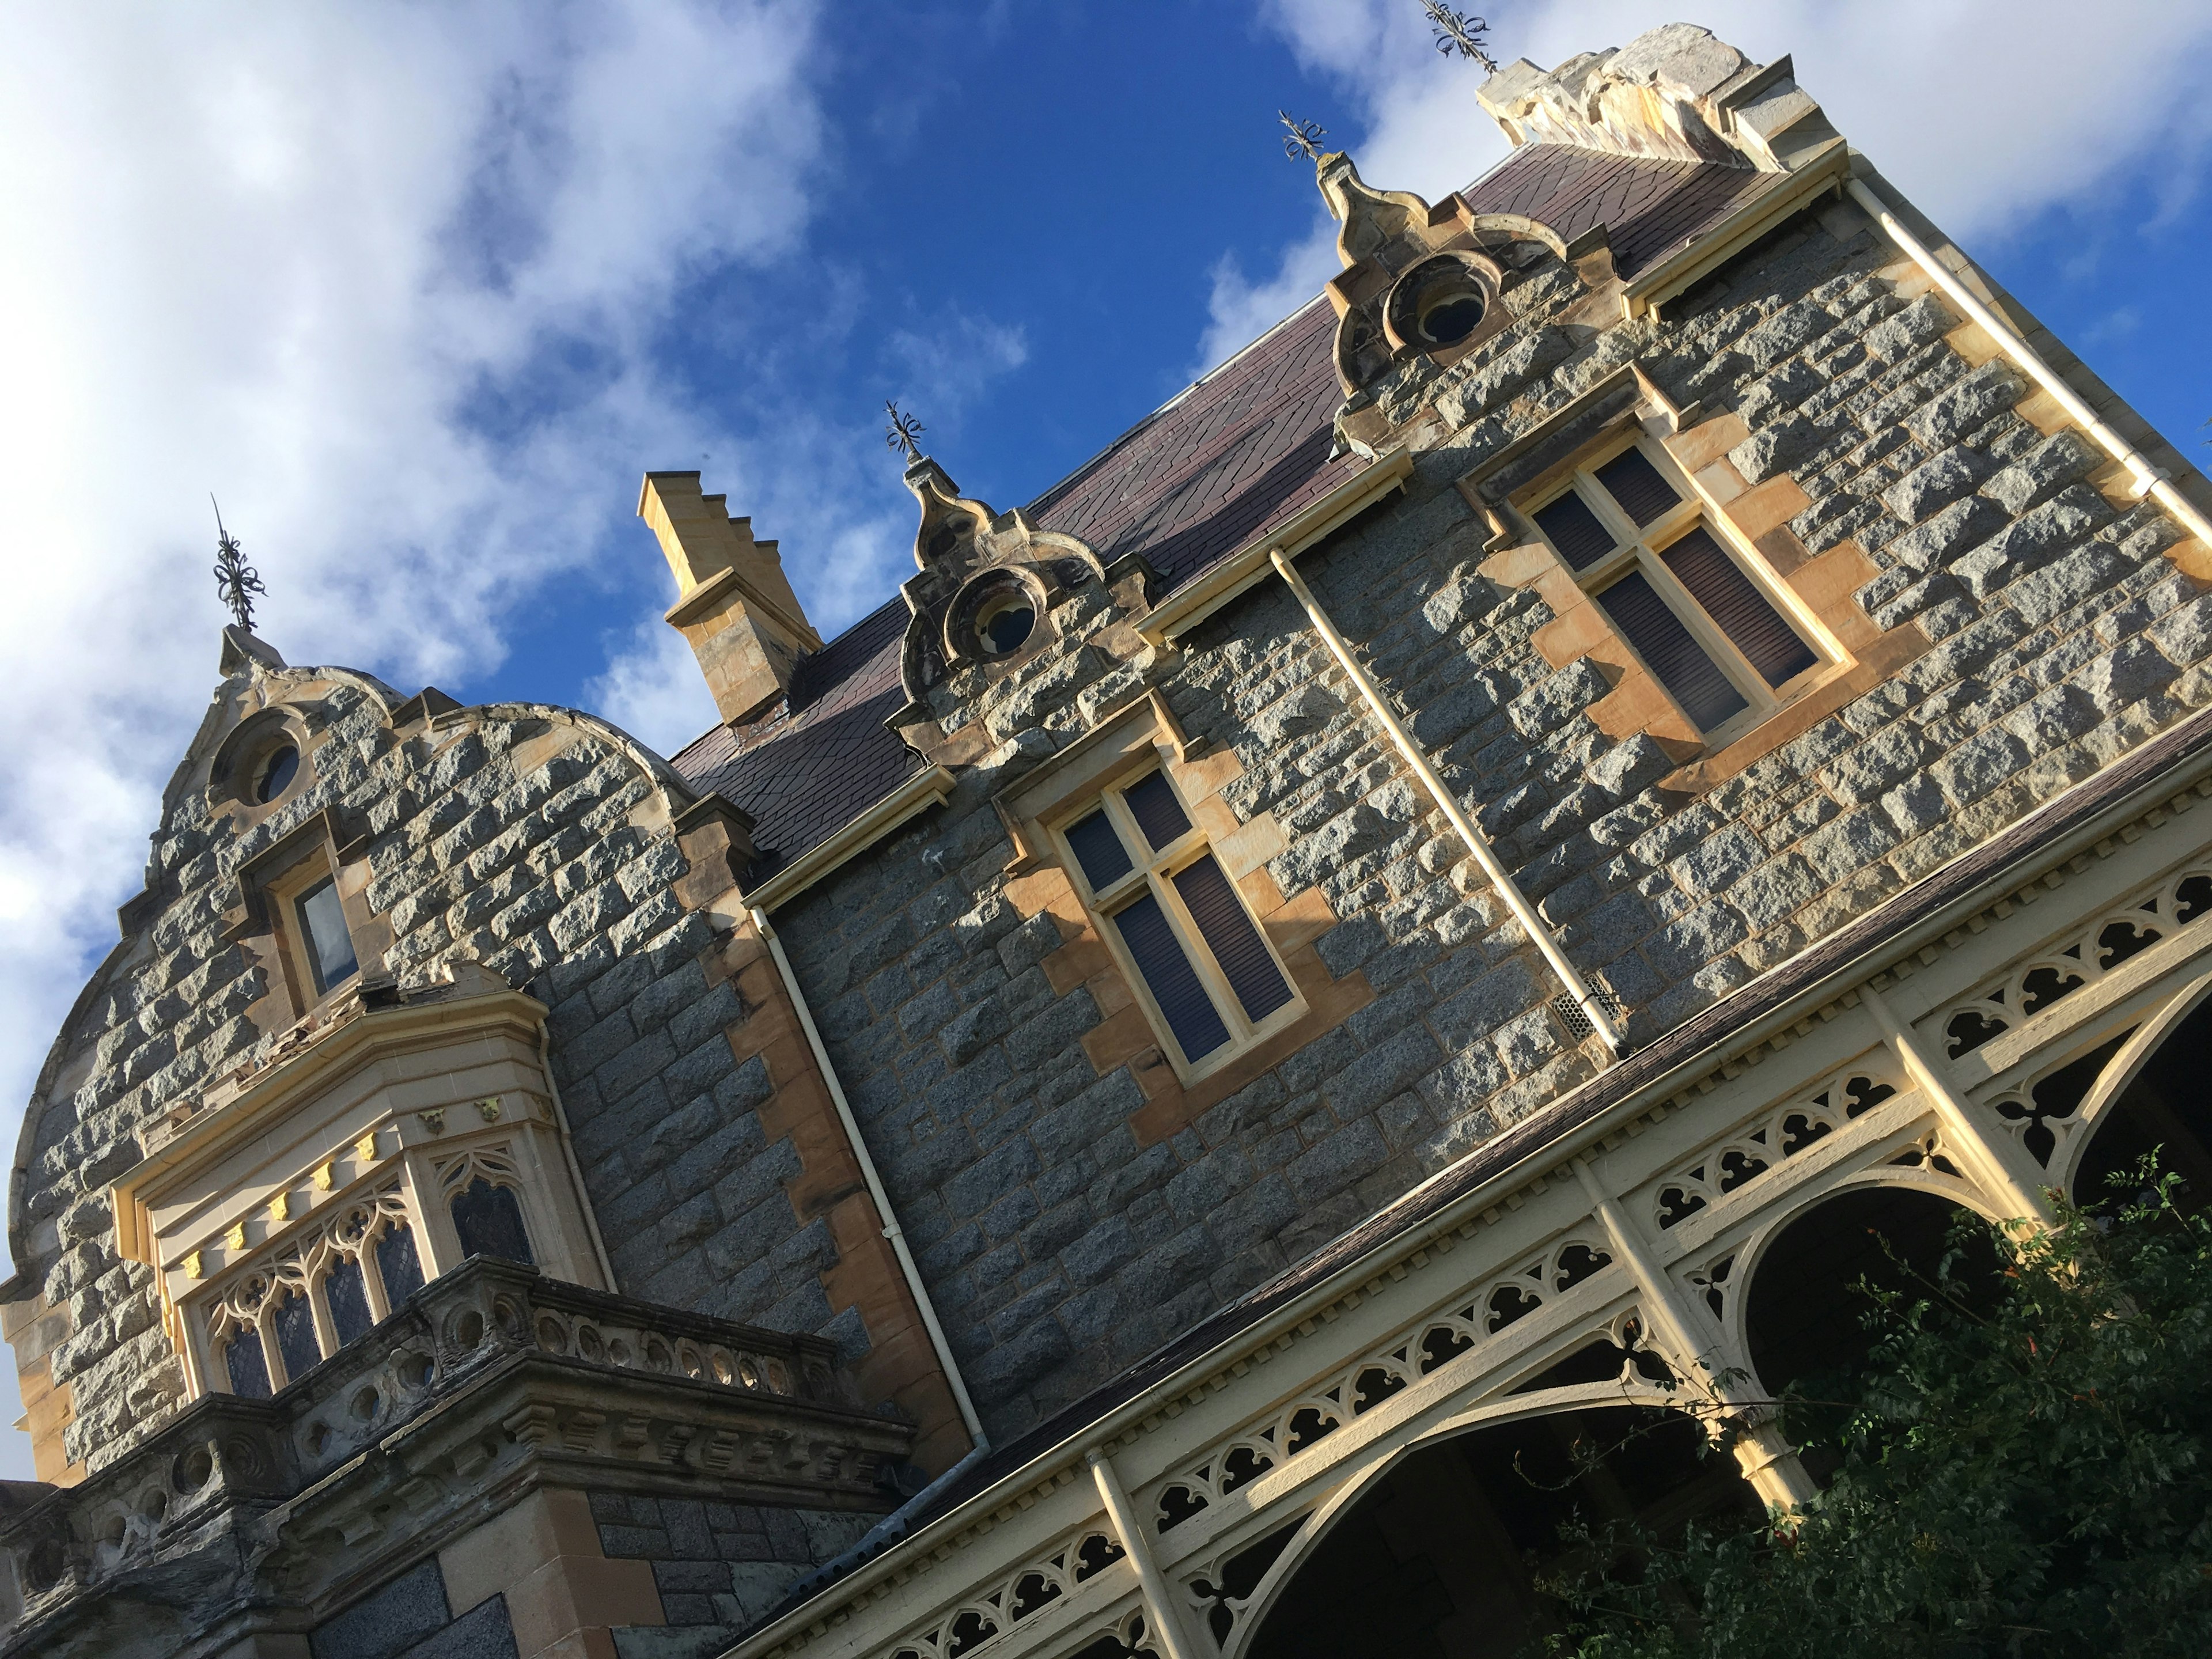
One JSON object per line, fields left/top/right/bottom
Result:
{"left": 273, "top": 1287, "right": 321, "bottom": 1384}
{"left": 1533, "top": 490, "right": 1616, "bottom": 571}
{"left": 298, "top": 877, "right": 358, "bottom": 994}
{"left": 1066, "top": 810, "right": 1135, "bottom": 892}
{"left": 1594, "top": 448, "right": 1680, "bottom": 527}
{"left": 255, "top": 745, "right": 298, "bottom": 803}
{"left": 1123, "top": 772, "right": 1194, "bottom": 852}
{"left": 324, "top": 1256, "right": 374, "bottom": 1347}
{"left": 377, "top": 1221, "right": 425, "bottom": 1304}
{"left": 225, "top": 1329, "right": 272, "bottom": 1399}
{"left": 1173, "top": 855, "right": 1293, "bottom": 1024}
{"left": 1596, "top": 570, "right": 1748, "bottom": 734}
{"left": 1661, "top": 527, "right": 1818, "bottom": 688}
{"left": 1112, "top": 892, "right": 1230, "bottom": 1063}
{"left": 451, "top": 1179, "right": 535, "bottom": 1266}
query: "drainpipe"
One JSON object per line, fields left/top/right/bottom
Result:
{"left": 540, "top": 1021, "right": 620, "bottom": 1290}
{"left": 750, "top": 908, "right": 987, "bottom": 1451}
{"left": 1269, "top": 550, "right": 1630, "bottom": 1057}
{"left": 1845, "top": 176, "right": 2212, "bottom": 550}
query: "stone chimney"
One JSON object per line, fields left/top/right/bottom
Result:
{"left": 1477, "top": 23, "right": 1837, "bottom": 175}
{"left": 638, "top": 472, "right": 822, "bottom": 726}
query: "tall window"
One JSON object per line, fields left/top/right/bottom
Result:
{"left": 1059, "top": 770, "right": 1298, "bottom": 1075}
{"left": 296, "top": 875, "right": 359, "bottom": 995}
{"left": 211, "top": 1197, "right": 423, "bottom": 1398}
{"left": 1531, "top": 440, "right": 1821, "bottom": 739}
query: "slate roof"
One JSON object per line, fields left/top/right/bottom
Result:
{"left": 668, "top": 143, "right": 1785, "bottom": 874}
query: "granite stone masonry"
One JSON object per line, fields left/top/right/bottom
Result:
{"left": 11, "top": 21, "right": 2212, "bottom": 1659}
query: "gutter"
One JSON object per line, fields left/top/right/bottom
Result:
{"left": 1137, "top": 446, "right": 1416, "bottom": 645}
{"left": 750, "top": 907, "right": 987, "bottom": 1452}
{"left": 742, "top": 766, "right": 956, "bottom": 915}
{"left": 1844, "top": 171, "right": 2212, "bottom": 550}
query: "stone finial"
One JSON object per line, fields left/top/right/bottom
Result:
{"left": 638, "top": 472, "right": 822, "bottom": 728}
{"left": 1315, "top": 151, "right": 1438, "bottom": 272}
{"left": 1476, "top": 23, "right": 1837, "bottom": 173}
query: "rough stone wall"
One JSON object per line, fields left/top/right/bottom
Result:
{"left": 308, "top": 1557, "right": 517, "bottom": 1659}
{"left": 589, "top": 1493, "right": 872, "bottom": 1657}
{"left": 772, "top": 188, "right": 2211, "bottom": 1442}
{"left": 11, "top": 673, "right": 835, "bottom": 1474}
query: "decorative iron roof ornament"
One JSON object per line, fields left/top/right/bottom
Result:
{"left": 1421, "top": 1, "right": 1498, "bottom": 74}
{"left": 211, "top": 496, "right": 266, "bottom": 632}
{"left": 884, "top": 401, "right": 926, "bottom": 464}
{"left": 1278, "top": 112, "right": 1328, "bottom": 162}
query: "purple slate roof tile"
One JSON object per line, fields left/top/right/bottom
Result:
{"left": 669, "top": 144, "right": 1786, "bottom": 873}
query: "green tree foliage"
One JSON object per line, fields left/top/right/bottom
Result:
{"left": 1543, "top": 1171, "right": 2212, "bottom": 1657}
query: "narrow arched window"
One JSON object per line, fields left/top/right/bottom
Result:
{"left": 224, "top": 1328, "right": 272, "bottom": 1399}
{"left": 450, "top": 1179, "right": 534, "bottom": 1266}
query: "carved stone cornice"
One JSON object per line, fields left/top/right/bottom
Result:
{"left": 0, "top": 1259, "right": 912, "bottom": 1659}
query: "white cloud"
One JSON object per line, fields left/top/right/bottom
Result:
{"left": 0, "top": 0, "right": 836, "bottom": 1420}
{"left": 1217, "top": 0, "right": 2212, "bottom": 365}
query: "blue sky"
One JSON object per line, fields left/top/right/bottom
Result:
{"left": 0, "top": 0, "right": 2205, "bottom": 1476}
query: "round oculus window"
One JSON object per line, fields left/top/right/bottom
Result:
{"left": 255, "top": 744, "right": 300, "bottom": 804}
{"left": 1416, "top": 284, "right": 1487, "bottom": 346}
{"left": 974, "top": 590, "right": 1036, "bottom": 656}
{"left": 1385, "top": 253, "right": 1493, "bottom": 354}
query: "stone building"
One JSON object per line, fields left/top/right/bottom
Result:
{"left": 7, "top": 21, "right": 2212, "bottom": 1659}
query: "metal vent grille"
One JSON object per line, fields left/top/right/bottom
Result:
{"left": 1551, "top": 989, "right": 1626, "bottom": 1041}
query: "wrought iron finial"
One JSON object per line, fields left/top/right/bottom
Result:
{"left": 211, "top": 496, "right": 266, "bottom": 632}
{"left": 1421, "top": 2, "right": 1499, "bottom": 74}
{"left": 885, "top": 400, "right": 926, "bottom": 464}
{"left": 1278, "top": 111, "right": 1328, "bottom": 162}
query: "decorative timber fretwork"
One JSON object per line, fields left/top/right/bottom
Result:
{"left": 1651, "top": 1066, "right": 1901, "bottom": 1230}
{"left": 1937, "top": 865, "right": 2212, "bottom": 1059}
{"left": 1151, "top": 1233, "right": 1615, "bottom": 1535}
{"left": 0, "top": 1257, "right": 911, "bottom": 1657}
{"left": 885, "top": 1527, "right": 1129, "bottom": 1659}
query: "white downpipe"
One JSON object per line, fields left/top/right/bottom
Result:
{"left": 1270, "top": 550, "right": 1629, "bottom": 1057}
{"left": 1089, "top": 1448, "right": 1204, "bottom": 1659}
{"left": 540, "top": 1020, "right": 620, "bottom": 1291}
{"left": 1846, "top": 176, "right": 2212, "bottom": 551}
{"left": 751, "top": 907, "right": 988, "bottom": 1450}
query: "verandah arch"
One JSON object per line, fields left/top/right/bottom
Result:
{"left": 1236, "top": 1400, "right": 1758, "bottom": 1659}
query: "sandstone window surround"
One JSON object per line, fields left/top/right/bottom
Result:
{"left": 109, "top": 963, "right": 608, "bottom": 1402}
{"left": 1468, "top": 365, "right": 1925, "bottom": 793}
{"left": 1524, "top": 429, "right": 1831, "bottom": 747}
{"left": 995, "top": 694, "right": 1369, "bottom": 1128}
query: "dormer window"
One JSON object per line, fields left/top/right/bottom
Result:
{"left": 296, "top": 875, "right": 358, "bottom": 995}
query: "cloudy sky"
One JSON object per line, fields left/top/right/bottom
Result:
{"left": 0, "top": 0, "right": 2206, "bottom": 1473}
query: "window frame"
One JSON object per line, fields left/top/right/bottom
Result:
{"left": 263, "top": 851, "right": 361, "bottom": 1014}
{"left": 1528, "top": 434, "right": 1832, "bottom": 748}
{"left": 1051, "top": 765, "right": 1305, "bottom": 1084}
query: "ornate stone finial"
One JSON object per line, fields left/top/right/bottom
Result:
{"left": 885, "top": 400, "right": 926, "bottom": 465}
{"left": 1421, "top": 2, "right": 1498, "bottom": 74}
{"left": 1278, "top": 111, "right": 1329, "bottom": 163}
{"left": 211, "top": 496, "right": 266, "bottom": 632}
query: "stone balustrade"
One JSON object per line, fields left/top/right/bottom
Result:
{"left": 0, "top": 1256, "right": 911, "bottom": 1658}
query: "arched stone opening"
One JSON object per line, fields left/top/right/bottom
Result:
{"left": 1241, "top": 1405, "right": 1757, "bottom": 1659}
{"left": 1743, "top": 1184, "right": 1998, "bottom": 1476}
{"left": 2070, "top": 995, "right": 2212, "bottom": 1214}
